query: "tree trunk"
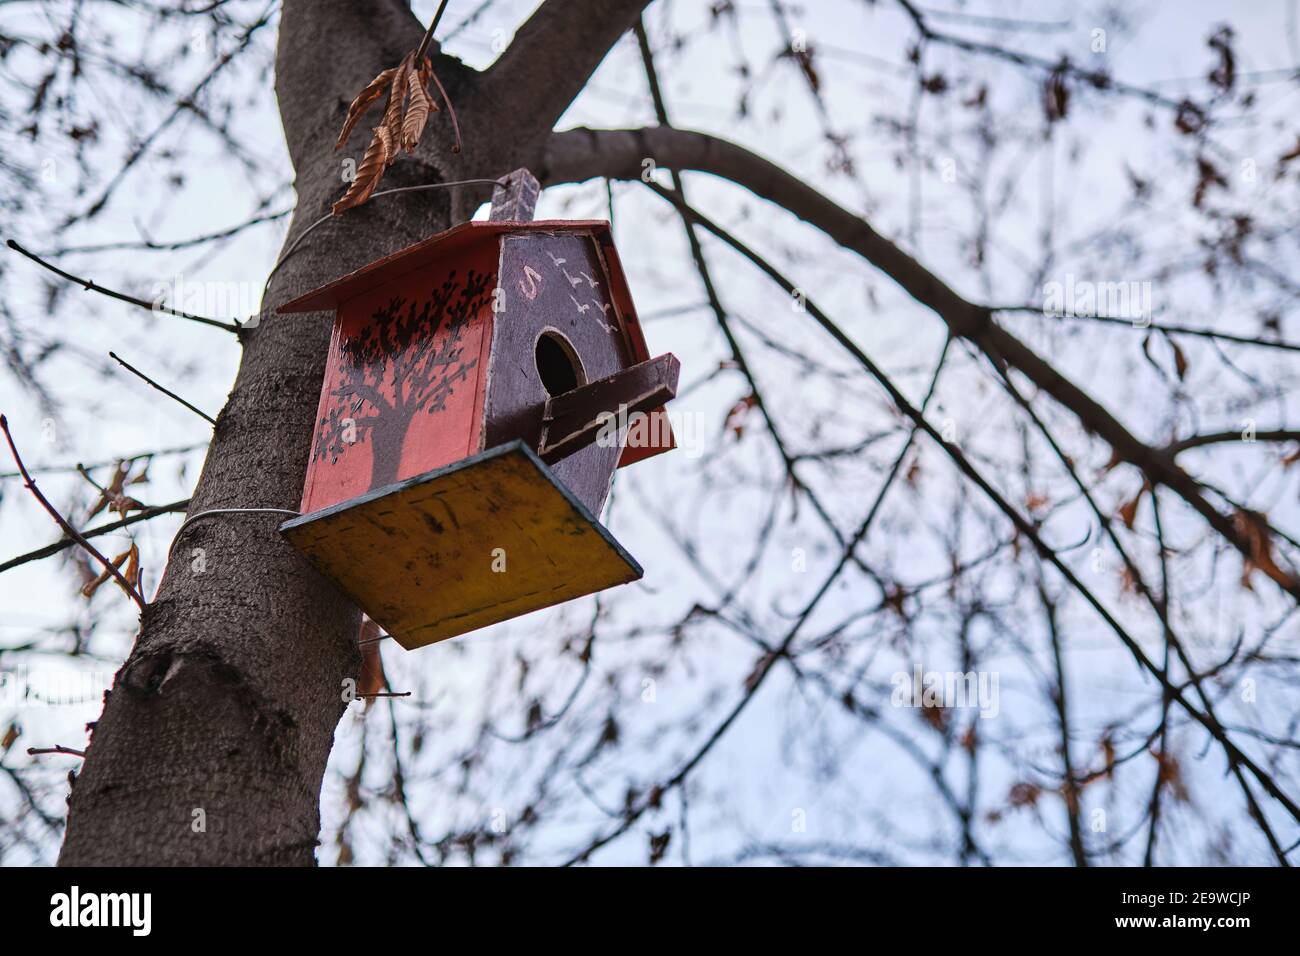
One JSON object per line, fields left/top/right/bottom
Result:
{"left": 57, "top": 0, "right": 654, "bottom": 865}
{"left": 59, "top": 1, "right": 452, "bottom": 866}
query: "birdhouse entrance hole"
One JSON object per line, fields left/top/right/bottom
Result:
{"left": 535, "top": 330, "right": 584, "bottom": 397}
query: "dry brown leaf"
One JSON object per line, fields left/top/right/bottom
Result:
{"left": 1234, "top": 508, "right": 1297, "bottom": 591}
{"left": 402, "top": 61, "right": 435, "bottom": 152}
{"left": 417, "top": 54, "right": 436, "bottom": 93}
{"left": 1008, "top": 781, "right": 1041, "bottom": 809}
{"left": 723, "top": 393, "right": 757, "bottom": 439}
{"left": 110, "top": 495, "right": 144, "bottom": 516}
{"left": 1119, "top": 564, "right": 1139, "bottom": 595}
{"left": 919, "top": 703, "right": 949, "bottom": 733}
{"left": 1171, "top": 340, "right": 1189, "bottom": 380}
{"left": 83, "top": 460, "right": 147, "bottom": 520}
{"left": 904, "top": 456, "right": 921, "bottom": 488}
{"left": 332, "top": 124, "right": 394, "bottom": 216}
{"left": 1100, "top": 731, "right": 1117, "bottom": 780}
{"left": 81, "top": 548, "right": 129, "bottom": 599}
{"left": 1, "top": 722, "right": 18, "bottom": 754}
{"left": 1117, "top": 482, "right": 1147, "bottom": 529}
{"left": 380, "top": 53, "right": 413, "bottom": 158}
{"left": 335, "top": 67, "right": 398, "bottom": 150}
{"left": 648, "top": 830, "right": 671, "bottom": 864}
{"left": 883, "top": 582, "right": 910, "bottom": 621}
{"left": 119, "top": 542, "right": 141, "bottom": 596}
{"left": 332, "top": 49, "right": 459, "bottom": 212}
{"left": 85, "top": 494, "right": 109, "bottom": 521}
{"left": 1155, "top": 751, "right": 1190, "bottom": 803}
{"left": 1043, "top": 60, "right": 1070, "bottom": 123}
{"left": 742, "top": 650, "right": 775, "bottom": 692}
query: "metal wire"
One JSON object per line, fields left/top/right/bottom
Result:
{"left": 168, "top": 507, "right": 301, "bottom": 554}
{"left": 257, "top": 177, "right": 510, "bottom": 308}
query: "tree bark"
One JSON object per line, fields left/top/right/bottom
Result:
{"left": 59, "top": 0, "right": 650, "bottom": 866}
{"left": 60, "top": 0, "right": 448, "bottom": 867}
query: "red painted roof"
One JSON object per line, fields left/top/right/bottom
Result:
{"left": 285, "top": 221, "right": 582, "bottom": 304}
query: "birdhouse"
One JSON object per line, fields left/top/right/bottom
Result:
{"left": 276, "top": 200, "right": 678, "bottom": 650}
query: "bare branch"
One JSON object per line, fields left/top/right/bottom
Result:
{"left": 991, "top": 304, "right": 1300, "bottom": 353}
{"left": 1166, "top": 430, "right": 1300, "bottom": 456}
{"left": 0, "top": 499, "right": 191, "bottom": 575}
{"left": 542, "top": 125, "right": 1300, "bottom": 601}
{"left": 5, "top": 240, "right": 241, "bottom": 333}
{"left": 109, "top": 352, "right": 217, "bottom": 425}
{"left": 633, "top": 183, "right": 1300, "bottom": 828}
{"left": 0, "top": 416, "right": 147, "bottom": 610}
{"left": 482, "top": 0, "right": 655, "bottom": 133}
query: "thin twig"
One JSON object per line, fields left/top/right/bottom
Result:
{"left": 411, "top": 0, "right": 461, "bottom": 152}
{"left": 75, "top": 464, "right": 107, "bottom": 494}
{"left": 644, "top": 184, "right": 1300, "bottom": 828}
{"left": 37, "top": 207, "right": 292, "bottom": 258}
{"left": 0, "top": 442, "right": 205, "bottom": 480}
{"left": 26, "top": 745, "right": 85, "bottom": 758}
{"left": 0, "top": 498, "right": 190, "bottom": 575}
{"left": 991, "top": 303, "right": 1300, "bottom": 353}
{"left": 5, "top": 240, "right": 241, "bottom": 333}
{"left": 632, "top": 18, "right": 850, "bottom": 564}
{"left": 415, "top": 0, "right": 452, "bottom": 61}
{"left": 63, "top": 0, "right": 278, "bottom": 227}
{"left": 109, "top": 352, "right": 217, "bottom": 425}
{"left": 1165, "top": 429, "right": 1300, "bottom": 455}
{"left": 0, "top": 763, "right": 63, "bottom": 832}
{"left": 424, "top": 62, "right": 462, "bottom": 154}
{"left": 892, "top": 0, "right": 1199, "bottom": 113}
{"left": 0, "top": 415, "right": 147, "bottom": 610}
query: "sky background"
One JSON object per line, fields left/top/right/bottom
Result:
{"left": 2, "top": 0, "right": 1299, "bottom": 865}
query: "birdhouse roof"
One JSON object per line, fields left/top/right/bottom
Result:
{"left": 276, "top": 219, "right": 654, "bottom": 367}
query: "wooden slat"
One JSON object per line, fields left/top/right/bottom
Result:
{"left": 538, "top": 353, "right": 680, "bottom": 464}
{"left": 280, "top": 441, "right": 642, "bottom": 649}
{"left": 488, "top": 168, "right": 541, "bottom": 223}
{"left": 274, "top": 220, "right": 618, "bottom": 315}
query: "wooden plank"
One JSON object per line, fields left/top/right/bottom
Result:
{"left": 590, "top": 229, "right": 677, "bottom": 468}
{"left": 280, "top": 441, "right": 642, "bottom": 649}
{"left": 538, "top": 353, "right": 680, "bottom": 464}
{"left": 485, "top": 231, "right": 633, "bottom": 517}
{"left": 299, "top": 241, "right": 498, "bottom": 514}
{"left": 488, "top": 168, "right": 541, "bottom": 222}
{"left": 275, "top": 220, "right": 617, "bottom": 315}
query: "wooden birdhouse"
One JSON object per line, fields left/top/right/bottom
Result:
{"left": 276, "top": 176, "right": 678, "bottom": 650}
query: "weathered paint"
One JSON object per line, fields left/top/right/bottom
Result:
{"left": 299, "top": 240, "right": 499, "bottom": 514}
{"left": 277, "top": 220, "right": 676, "bottom": 476}
{"left": 279, "top": 441, "right": 643, "bottom": 649}
{"left": 484, "top": 231, "right": 631, "bottom": 516}
{"left": 276, "top": 220, "right": 677, "bottom": 647}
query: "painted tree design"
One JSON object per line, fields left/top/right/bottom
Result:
{"left": 313, "top": 268, "right": 492, "bottom": 489}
